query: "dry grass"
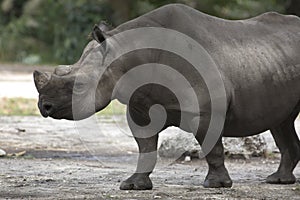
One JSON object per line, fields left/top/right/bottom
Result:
{"left": 0, "top": 98, "right": 39, "bottom": 116}
{"left": 0, "top": 98, "right": 126, "bottom": 116}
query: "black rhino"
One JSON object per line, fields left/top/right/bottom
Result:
{"left": 33, "top": 4, "right": 300, "bottom": 190}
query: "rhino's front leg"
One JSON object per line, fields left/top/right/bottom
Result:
{"left": 120, "top": 134, "right": 158, "bottom": 190}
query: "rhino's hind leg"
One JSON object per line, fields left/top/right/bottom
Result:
{"left": 189, "top": 116, "right": 232, "bottom": 188}
{"left": 267, "top": 114, "right": 300, "bottom": 184}
{"left": 120, "top": 135, "right": 158, "bottom": 190}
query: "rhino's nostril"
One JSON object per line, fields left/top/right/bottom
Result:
{"left": 43, "top": 103, "right": 53, "bottom": 114}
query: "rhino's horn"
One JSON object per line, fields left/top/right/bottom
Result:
{"left": 33, "top": 70, "right": 50, "bottom": 92}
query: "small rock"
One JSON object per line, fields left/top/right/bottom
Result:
{"left": 7, "top": 150, "right": 26, "bottom": 157}
{"left": 16, "top": 128, "right": 26, "bottom": 132}
{"left": 45, "top": 178, "right": 54, "bottom": 182}
{"left": 0, "top": 149, "right": 6, "bottom": 157}
{"left": 153, "top": 192, "right": 170, "bottom": 199}
{"left": 184, "top": 156, "right": 191, "bottom": 162}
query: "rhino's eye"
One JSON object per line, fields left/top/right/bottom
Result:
{"left": 73, "top": 82, "right": 86, "bottom": 95}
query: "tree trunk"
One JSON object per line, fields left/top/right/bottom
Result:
{"left": 109, "top": 0, "right": 133, "bottom": 25}
{"left": 286, "top": 0, "right": 300, "bottom": 16}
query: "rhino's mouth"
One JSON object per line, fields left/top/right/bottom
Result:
{"left": 38, "top": 101, "right": 72, "bottom": 120}
{"left": 40, "top": 107, "right": 57, "bottom": 118}
{"left": 38, "top": 100, "right": 94, "bottom": 121}
{"left": 48, "top": 109, "right": 73, "bottom": 120}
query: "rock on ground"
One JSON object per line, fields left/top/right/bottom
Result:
{"left": 158, "top": 130, "right": 267, "bottom": 159}
{"left": 223, "top": 136, "right": 267, "bottom": 159}
{"left": 0, "top": 148, "right": 6, "bottom": 157}
{"left": 158, "top": 132, "right": 201, "bottom": 159}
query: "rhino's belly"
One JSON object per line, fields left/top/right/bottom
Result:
{"left": 223, "top": 79, "right": 299, "bottom": 137}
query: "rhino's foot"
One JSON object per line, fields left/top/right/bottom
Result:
{"left": 266, "top": 172, "right": 296, "bottom": 184}
{"left": 203, "top": 177, "right": 232, "bottom": 188}
{"left": 203, "top": 170, "right": 232, "bottom": 188}
{"left": 120, "top": 173, "right": 153, "bottom": 190}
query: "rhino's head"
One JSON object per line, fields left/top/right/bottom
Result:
{"left": 34, "top": 22, "right": 114, "bottom": 120}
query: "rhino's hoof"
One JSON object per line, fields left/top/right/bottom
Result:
{"left": 266, "top": 172, "right": 296, "bottom": 184}
{"left": 203, "top": 178, "right": 233, "bottom": 188}
{"left": 120, "top": 174, "right": 153, "bottom": 190}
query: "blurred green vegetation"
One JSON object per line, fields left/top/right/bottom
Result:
{"left": 0, "top": 0, "right": 297, "bottom": 65}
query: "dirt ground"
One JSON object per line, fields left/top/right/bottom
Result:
{"left": 0, "top": 157, "right": 299, "bottom": 200}
{"left": 0, "top": 116, "right": 299, "bottom": 200}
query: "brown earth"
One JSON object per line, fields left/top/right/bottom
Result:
{"left": 0, "top": 116, "right": 299, "bottom": 200}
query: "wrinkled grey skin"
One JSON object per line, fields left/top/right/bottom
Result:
{"left": 34, "top": 4, "right": 300, "bottom": 190}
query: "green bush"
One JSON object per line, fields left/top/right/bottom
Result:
{"left": 0, "top": 0, "right": 289, "bottom": 64}
{"left": 0, "top": 0, "right": 112, "bottom": 64}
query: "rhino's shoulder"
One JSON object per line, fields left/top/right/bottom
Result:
{"left": 154, "top": 3, "right": 195, "bottom": 11}
{"left": 158, "top": 3, "right": 220, "bottom": 19}
{"left": 146, "top": 3, "right": 214, "bottom": 19}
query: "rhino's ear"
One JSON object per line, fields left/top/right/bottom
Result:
{"left": 92, "top": 21, "right": 111, "bottom": 44}
{"left": 92, "top": 22, "right": 113, "bottom": 61}
{"left": 33, "top": 70, "right": 51, "bottom": 92}
{"left": 98, "top": 21, "right": 113, "bottom": 32}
